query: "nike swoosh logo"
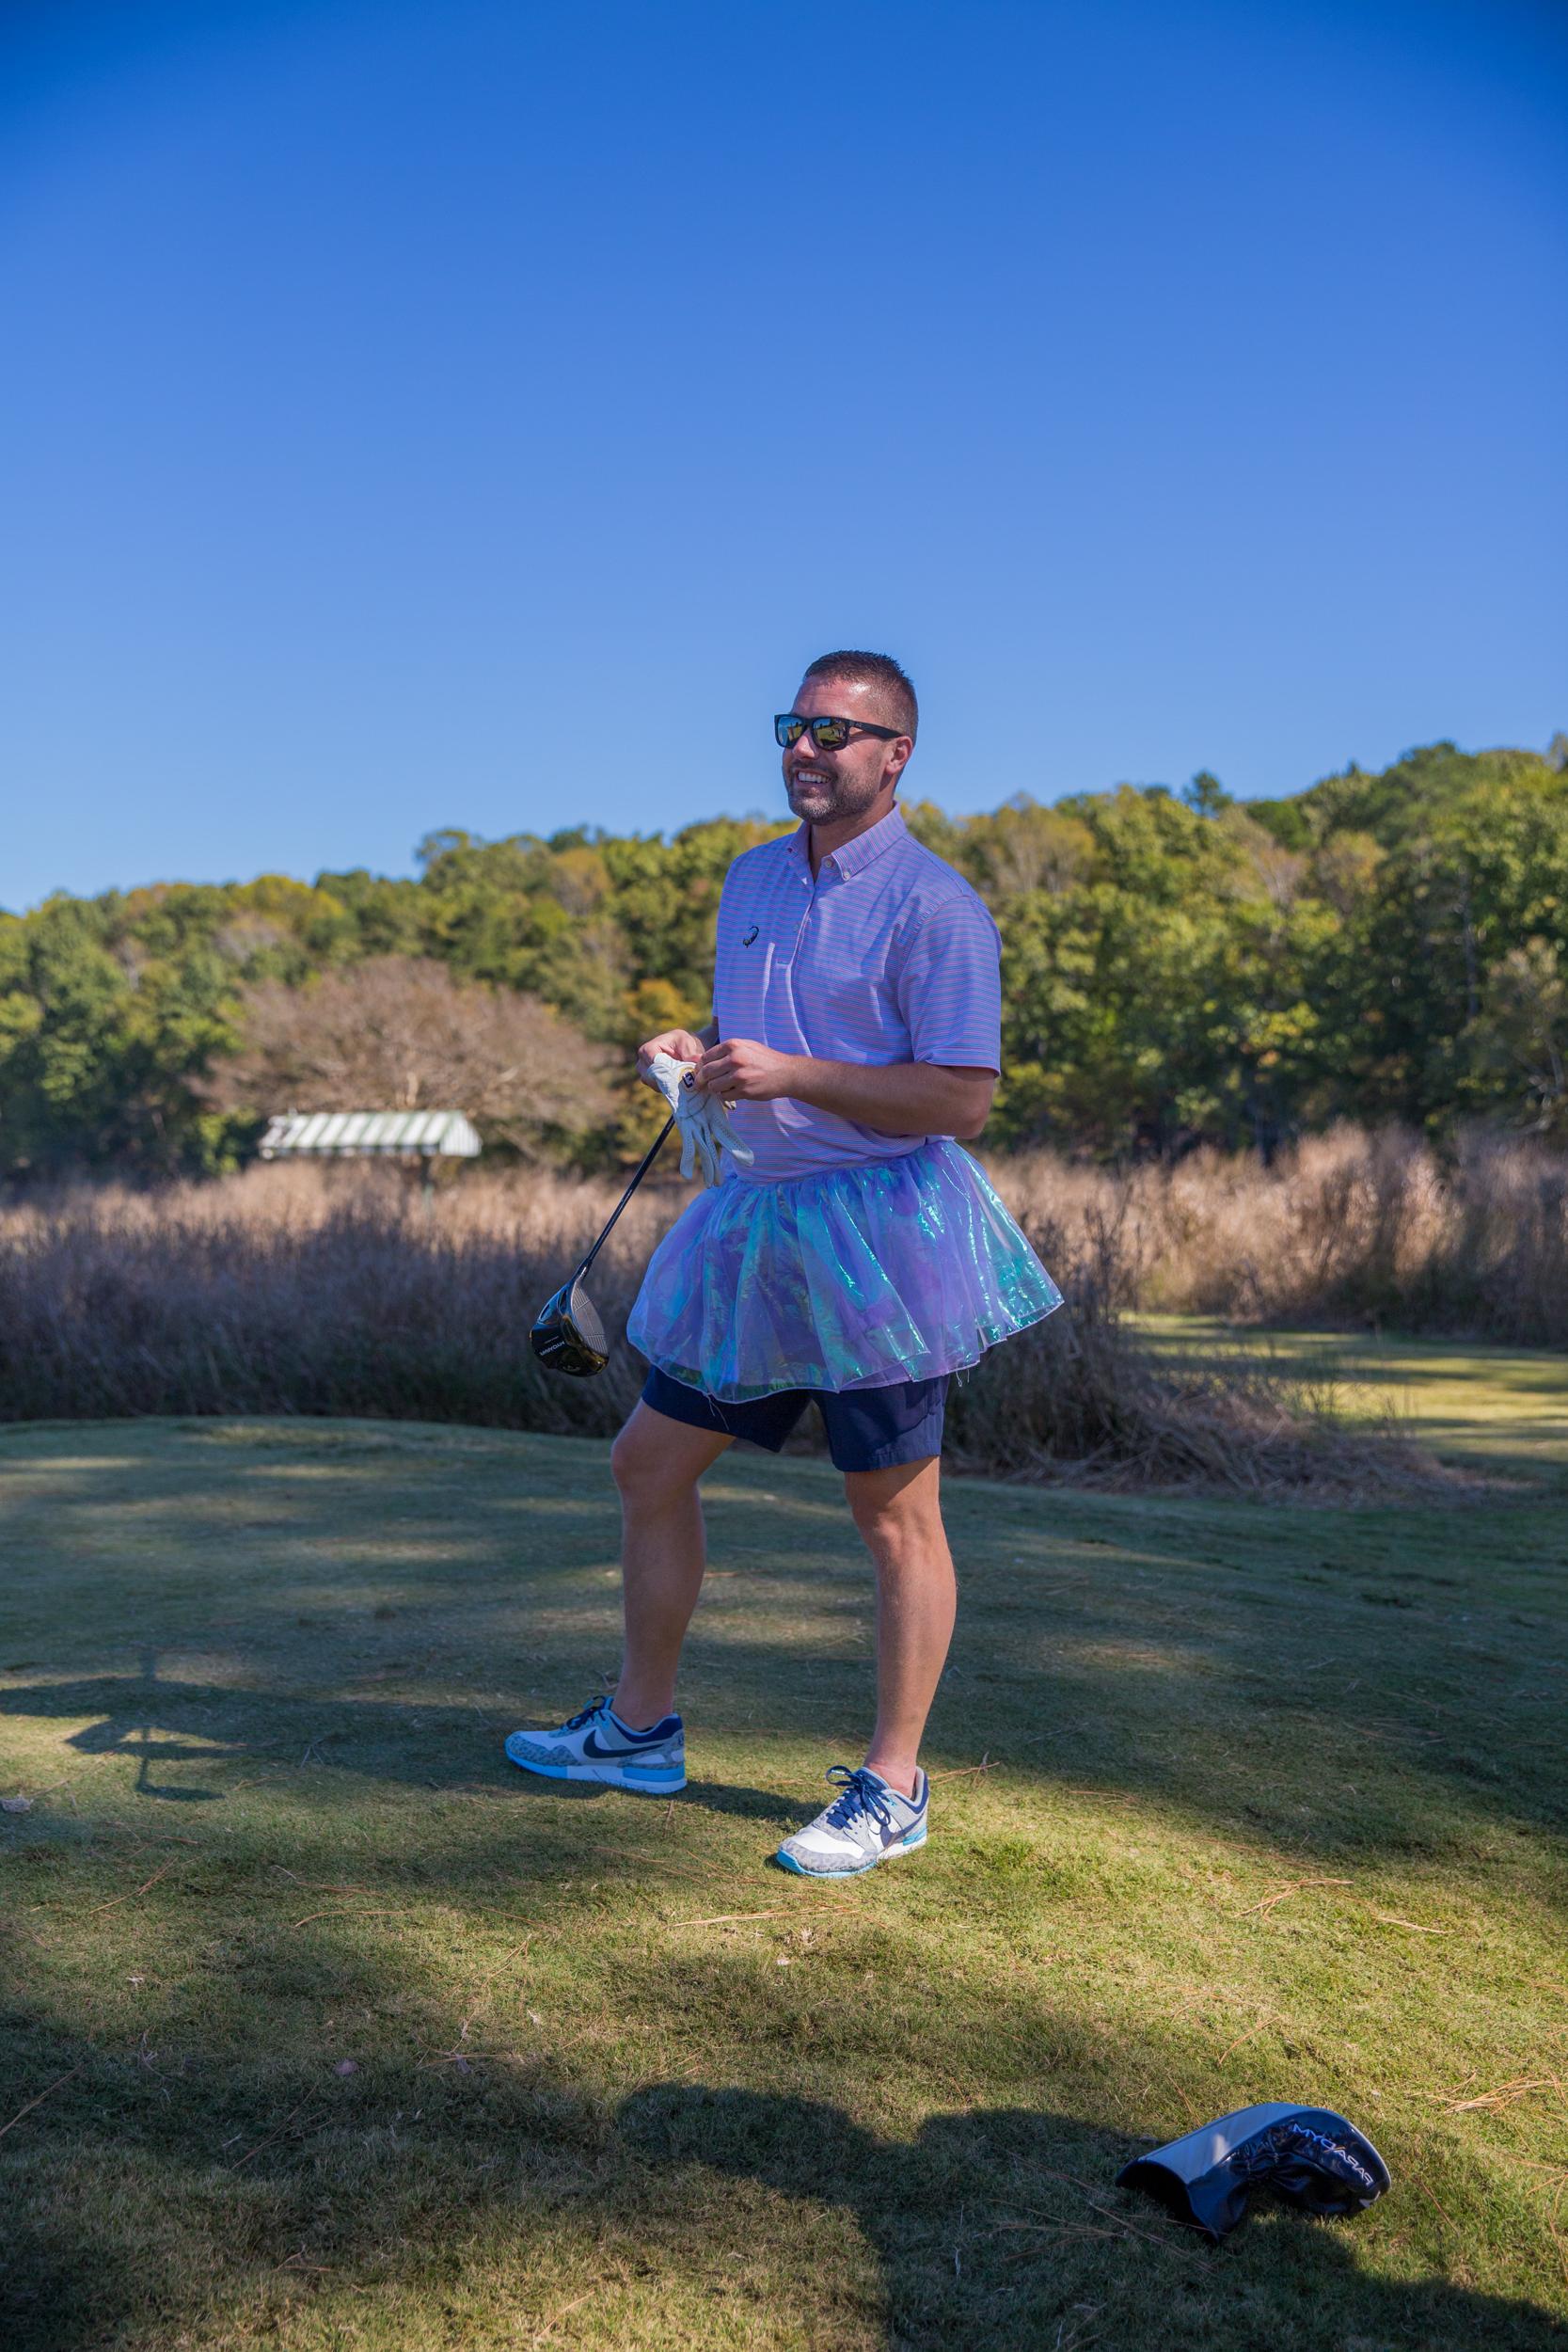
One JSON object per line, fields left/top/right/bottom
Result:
{"left": 582, "top": 1727, "right": 664, "bottom": 1757}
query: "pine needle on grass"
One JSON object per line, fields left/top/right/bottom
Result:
{"left": 524, "top": 2287, "right": 599, "bottom": 2347}
{"left": 996, "top": 2177, "right": 1206, "bottom": 2265}
{"left": 577, "top": 1841, "right": 716, "bottom": 1883}
{"left": 227, "top": 2100, "right": 318, "bottom": 2172}
{"left": 1239, "top": 1875, "right": 1352, "bottom": 1917}
{"left": 288, "top": 1907, "right": 407, "bottom": 1930}
{"left": 85, "top": 1860, "right": 177, "bottom": 1914}
{"left": 679, "top": 1908, "right": 793, "bottom": 1928}
{"left": 0, "top": 2064, "right": 84, "bottom": 2143}
{"left": 1445, "top": 2077, "right": 1564, "bottom": 2113}
{"left": 927, "top": 1752, "right": 997, "bottom": 1782}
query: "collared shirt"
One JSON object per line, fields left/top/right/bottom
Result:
{"left": 712, "top": 802, "right": 1003, "bottom": 1184}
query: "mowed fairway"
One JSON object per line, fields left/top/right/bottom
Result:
{"left": 3, "top": 1349, "right": 1566, "bottom": 2350}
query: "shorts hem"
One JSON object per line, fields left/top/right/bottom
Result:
{"left": 827, "top": 1426, "right": 944, "bottom": 1475}
{"left": 639, "top": 1365, "right": 796, "bottom": 1453}
{"left": 638, "top": 1364, "right": 946, "bottom": 1471}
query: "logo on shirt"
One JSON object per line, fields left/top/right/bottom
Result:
{"left": 741, "top": 925, "right": 759, "bottom": 946}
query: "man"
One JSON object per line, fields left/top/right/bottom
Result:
{"left": 506, "top": 651, "right": 1061, "bottom": 1876}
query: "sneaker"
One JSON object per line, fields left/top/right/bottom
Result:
{"left": 504, "top": 1695, "right": 686, "bottom": 1794}
{"left": 775, "top": 1765, "right": 928, "bottom": 1879}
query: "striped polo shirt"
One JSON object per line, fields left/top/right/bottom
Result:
{"left": 711, "top": 802, "right": 1003, "bottom": 1184}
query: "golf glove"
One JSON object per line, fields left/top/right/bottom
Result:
{"left": 642, "top": 1051, "right": 755, "bottom": 1188}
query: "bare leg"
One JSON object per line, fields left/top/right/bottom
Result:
{"left": 610, "top": 1400, "right": 733, "bottom": 1728}
{"left": 844, "top": 1456, "right": 956, "bottom": 1800}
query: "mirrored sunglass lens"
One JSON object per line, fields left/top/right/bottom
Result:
{"left": 810, "top": 719, "right": 849, "bottom": 749}
{"left": 776, "top": 716, "right": 805, "bottom": 746}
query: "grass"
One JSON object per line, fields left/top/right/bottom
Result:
{"left": 2, "top": 1334, "right": 1566, "bottom": 2349}
{"left": 1133, "top": 1319, "right": 1568, "bottom": 1472}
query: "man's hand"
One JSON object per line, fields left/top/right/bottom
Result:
{"left": 692, "top": 1041, "right": 993, "bottom": 1137}
{"left": 691, "top": 1040, "right": 799, "bottom": 1102}
{"left": 637, "top": 1027, "right": 709, "bottom": 1077}
{"left": 641, "top": 1049, "right": 754, "bottom": 1186}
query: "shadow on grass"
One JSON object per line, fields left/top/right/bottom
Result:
{"left": 3, "top": 2019, "right": 1560, "bottom": 2352}
{"left": 502, "top": 1771, "right": 805, "bottom": 1826}
{"left": 5, "top": 1594, "right": 1563, "bottom": 1873}
{"left": 3, "top": 1420, "right": 1566, "bottom": 1868}
{"left": 620, "top": 2084, "right": 1565, "bottom": 2352}
{"left": 0, "top": 1663, "right": 806, "bottom": 1829}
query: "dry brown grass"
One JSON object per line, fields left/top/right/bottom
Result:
{"left": 943, "top": 1203, "right": 1457, "bottom": 1497}
{"left": 0, "top": 1152, "right": 1466, "bottom": 1495}
{"left": 0, "top": 1160, "right": 659, "bottom": 1441}
{"left": 988, "top": 1123, "right": 1568, "bottom": 1349}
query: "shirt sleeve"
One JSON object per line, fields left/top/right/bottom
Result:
{"left": 896, "top": 893, "right": 1003, "bottom": 1073}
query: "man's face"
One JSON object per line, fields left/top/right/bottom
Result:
{"left": 781, "top": 674, "right": 911, "bottom": 827}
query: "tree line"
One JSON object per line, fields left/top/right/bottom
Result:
{"left": 2, "top": 738, "right": 1565, "bottom": 1177}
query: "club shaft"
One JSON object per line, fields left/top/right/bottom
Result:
{"left": 576, "top": 1117, "right": 674, "bottom": 1280}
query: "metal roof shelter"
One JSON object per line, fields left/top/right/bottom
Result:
{"left": 259, "top": 1110, "right": 483, "bottom": 1161}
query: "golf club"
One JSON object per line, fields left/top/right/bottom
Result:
{"left": 531, "top": 1113, "right": 675, "bottom": 1375}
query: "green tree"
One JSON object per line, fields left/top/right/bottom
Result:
{"left": 7, "top": 742, "right": 1564, "bottom": 1173}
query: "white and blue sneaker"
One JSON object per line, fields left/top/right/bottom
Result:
{"left": 774, "top": 1765, "right": 929, "bottom": 1878}
{"left": 504, "top": 1695, "right": 685, "bottom": 1794}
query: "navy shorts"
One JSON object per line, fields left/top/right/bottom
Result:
{"left": 641, "top": 1364, "right": 947, "bottom": 1473}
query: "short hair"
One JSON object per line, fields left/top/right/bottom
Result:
{"left": 801, "top": 649, "right": 918, "bottom": 740}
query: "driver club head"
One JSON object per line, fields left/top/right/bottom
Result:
{"left": 531, "top": 1273, "right": 610, "bottom": 1378}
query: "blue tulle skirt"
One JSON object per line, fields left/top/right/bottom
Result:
{"left": 626, "top": 1138, "right": 1064, "bottom": 1402}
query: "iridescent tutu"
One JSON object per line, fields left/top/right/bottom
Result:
{"left": 626, "top": 1139, "right": 1063, "bottom": 1402}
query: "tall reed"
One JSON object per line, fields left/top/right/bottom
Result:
{"left": 0, "top": 1154, "right": 1452, "bottom": 1494}
{"left": 990, "top": 1124, "right": 1568, "bottom": 1347}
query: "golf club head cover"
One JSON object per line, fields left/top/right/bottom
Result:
{"left": 1116, "top": 2103, "right": 1390, "bottom": 2242}
{"left": 642, "top": 1052, "right": 755, "bottom": 1188}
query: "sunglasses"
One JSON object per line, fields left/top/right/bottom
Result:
{"left": 774, "top": 713, "right": 902, "bottom": 752}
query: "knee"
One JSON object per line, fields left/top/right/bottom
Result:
{"left": 847, "top": 1486, "right": 931, "bottom": 1560}
{"left": 847, "top": 1486, "right": 891, "bottom": 1541}
{"left": 610, "top": 1422, "right": 692, "bottom": 1511}
{"left": 610, "top": 1422, "right": 657, "bottom": 1499}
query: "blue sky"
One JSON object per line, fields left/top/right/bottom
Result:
{"left": 2, "top": 0, "right": 1564, "bottom": 912}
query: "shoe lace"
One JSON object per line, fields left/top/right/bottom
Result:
{"left": 821, "top": 1766, "right": 896, "bottom": 1836}
{"left": 562, "top": 1695, "right": 610, "bottom": 1733}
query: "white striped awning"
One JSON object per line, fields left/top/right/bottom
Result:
{"left": 258, "top": 1110, "right": 483, "bottom": 1159}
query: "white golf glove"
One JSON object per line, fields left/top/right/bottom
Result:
{"left": 642, "top": 1051, "right": 755, "bottom": 1188}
